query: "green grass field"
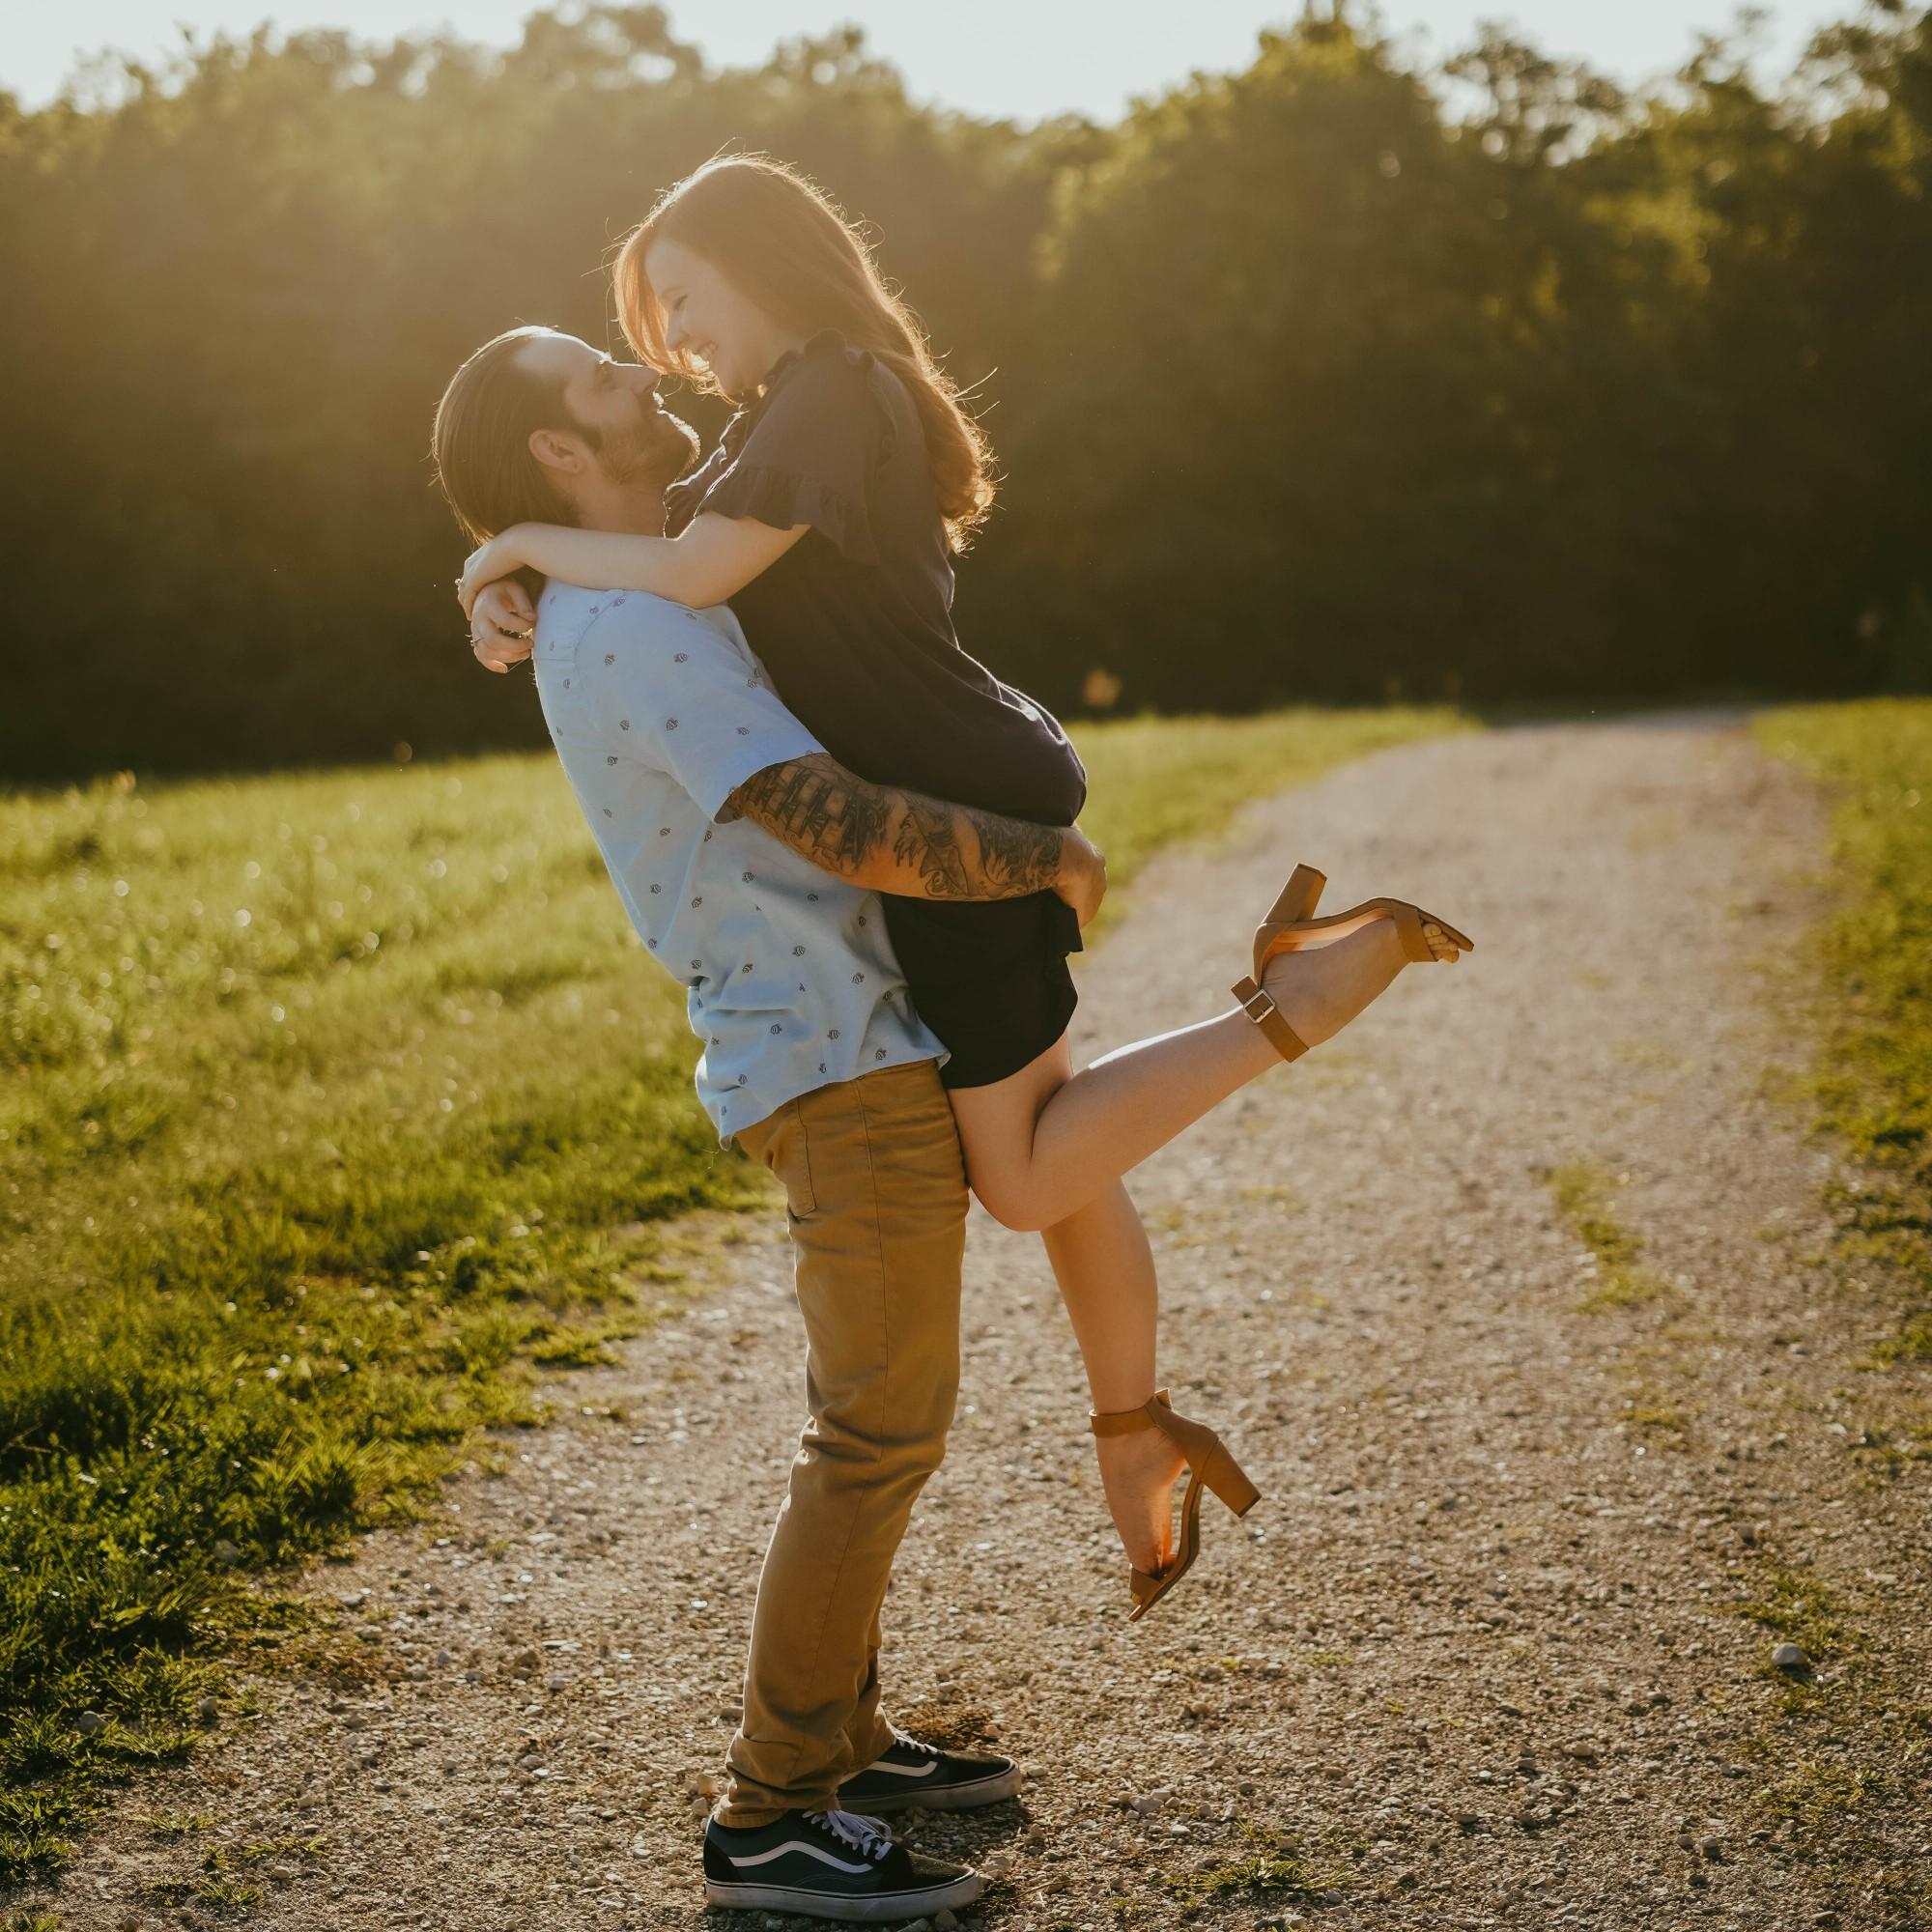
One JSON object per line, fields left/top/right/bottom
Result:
{"left": 1753, "top": 699, "right": 1932, "bottom": 1360}
{"left": 1747, "top": 698, "right": 1932, "bottom": 1928}
{"left": 0, "top": 702, "right": 1470, "bottom": 1884}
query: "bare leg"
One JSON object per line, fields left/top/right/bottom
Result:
{"left": 952, "top": 912, "right": 1461, "bottom": 1236}
{"left": 948, "top": 1029, "right": 1187, "bottom": 1571}
{"left": 948, "top": 911, "right": 1462, "bottom": 1571}
{"left": 1037, "top": 1171, "right": 1189, "bottom": 1576}
{"left": 1010, "top": 1046, "right": 1157, "bottom": 1410}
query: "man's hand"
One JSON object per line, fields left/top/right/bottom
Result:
{"left": 1055, "top": 825, "right": 1108, "bottom": 929}
{"left": 469, "top": 580, "right": 536, "bottom": 673}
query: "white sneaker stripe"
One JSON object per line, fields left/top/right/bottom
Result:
{"left": 862, "top": 1759, "right": 939, "bottom": 1779}
{"left": 728, "top": 1840, "right": 875, "bottom": 1874}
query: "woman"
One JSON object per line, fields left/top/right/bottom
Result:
{"left": 458, "top": 155, "right": 1471, "bottom": 1618}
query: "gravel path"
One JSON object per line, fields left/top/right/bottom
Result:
{"left": 35, "top": 709, "right": 1931, "bottom": 1932}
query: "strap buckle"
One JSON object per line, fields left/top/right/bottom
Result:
{"left": 1232, "top": 975, "right": 1275, "bottom": 1025}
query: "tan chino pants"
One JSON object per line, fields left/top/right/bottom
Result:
{"left": 716, "top": 1057, "right": 969, "bottom": 1825}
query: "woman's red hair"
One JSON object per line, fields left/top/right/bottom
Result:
{"left": 614, "top": 154, "right": 996, "bottom": 553}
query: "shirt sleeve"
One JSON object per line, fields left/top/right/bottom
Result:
{"left": 694, "top": 334, "right": 894, "bottom": 568}
{"left": 579, "top": 599, "right": 825, "bottom": 822}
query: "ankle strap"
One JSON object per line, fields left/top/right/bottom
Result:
{"left": 1231, "top": 975, "right": 1310, "bottom": 1064}
{"left": 1089, "top": 1387, "right": 1171, "bottom": 1435}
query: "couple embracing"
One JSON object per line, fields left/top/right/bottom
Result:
{"left": 431, "top": 154, "right": 1472, "bottom": 1923}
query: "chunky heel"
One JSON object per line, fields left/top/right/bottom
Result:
{"left": 1267, "top": 864, "right": 1327, "bottom": 927}
{"left": 1088, "top": 1388, "right": 1263, "bottom": 1622}
{"left": 1203, "top": 1447, "right": 1262, "bottom": 1519}
{"left": 1231, "top": 861, "right": 1474, "bottom": 1065}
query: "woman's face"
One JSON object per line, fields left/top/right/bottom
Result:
{"left": 642, "top": 234, "right": 793, "bottom": 400}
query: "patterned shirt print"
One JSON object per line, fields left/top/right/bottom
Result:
{"left": 529, "top": 582, "right": 944, "bottom": 1146}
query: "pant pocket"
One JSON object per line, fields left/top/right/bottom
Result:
{"left": 770, "top": 1099, "right": 817, "bottom": 1220}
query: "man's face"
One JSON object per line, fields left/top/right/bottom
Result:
{"left": 517, "top": 330, "right": 698, "bottom": 495}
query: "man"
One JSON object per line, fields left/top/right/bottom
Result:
{"left": 432, "top": 326, "right": 1106, "bottom": 1922}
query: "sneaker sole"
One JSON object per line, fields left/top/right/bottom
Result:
{"left": 701, "top": 1869, "right": 983, "bottom": 1919}
{"left": 837, "top": 1763, "right": 1025, "bottom": 1813}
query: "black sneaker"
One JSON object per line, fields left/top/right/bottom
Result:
{"left": 836, "top": 1725, "right": 1023, "bottom": 1812}
{"left": 702, "top": 1805, "right": 982, "bottom": 1921}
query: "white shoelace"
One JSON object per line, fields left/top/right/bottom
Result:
{"left": 806, "top": 1807, "right": 894, "bottom": 1861}
{"left": 887, "top": 1725, "right": 939, "bottom": 1757}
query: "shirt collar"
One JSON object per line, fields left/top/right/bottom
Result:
{"left": 758, "top": 327, "right": 849, "bottom": 396}
{"left": 719, "top": 328, "right": 854, "bottom": 463}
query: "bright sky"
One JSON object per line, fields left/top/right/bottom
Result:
{"left": 8, "top": 2, "right": 1853, "bottom": 114}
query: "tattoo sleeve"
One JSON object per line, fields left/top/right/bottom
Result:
{"left": 725, "top": 753, "right": 1064, "bottom": 902}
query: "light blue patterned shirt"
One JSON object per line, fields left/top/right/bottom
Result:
{"left": 530, "top": 580, "right": 945, "bottom": 1147}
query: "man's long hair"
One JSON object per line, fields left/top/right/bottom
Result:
{"left": 613, "top": 154, "right": 996, "bottom": 554}
{"left": 431, "top": 326, "right": 580, "bottom": 547}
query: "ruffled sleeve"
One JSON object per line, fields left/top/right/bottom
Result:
{"left": 693, "top": 330, "right": 896, "bottom": 570}
{"left": 664, "top": 436, "right": 730, "bottom": 541}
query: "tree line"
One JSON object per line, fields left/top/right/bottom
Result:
{"left": 3, "top": 4, "right": 1928, "bottom": 784}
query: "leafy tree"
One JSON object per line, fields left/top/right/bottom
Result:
{"left": 2, "top": 4, "right": 1926, "bottom": 783}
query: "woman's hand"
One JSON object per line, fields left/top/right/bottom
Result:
{"left": 469, "top": 580, "right": 537, "bottom": 673}
{"left": 1054, "top": 825, "right": 1108, "bottom": 929}
{"left": 456, "top": 529, "right": 527, "bottom": 622}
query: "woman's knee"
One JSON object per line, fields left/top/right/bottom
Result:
{"left": 969, "top": 1175, "right": 1053, "bottom": 1234}
{"left": 950, "top": 1039, "right": 1072, "bottom": 1235}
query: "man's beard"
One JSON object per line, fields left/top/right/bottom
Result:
{"left": 587, "top": 394, "right": 700, "bottom": 494}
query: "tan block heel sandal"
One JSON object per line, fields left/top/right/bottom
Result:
{"left": 1231, "top": 862, "right": 1475, "bottom": 1064}
{"left": 1088, "top": 1389, "right": 1263, "bottom": 1622}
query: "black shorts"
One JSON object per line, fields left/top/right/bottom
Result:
{"left": 880, "top": 892, "right": 1083, "bottom": 1091}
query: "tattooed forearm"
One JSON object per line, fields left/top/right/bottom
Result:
{"left": 726, "top": 753, "right": 1065, "bottom": 903}
{"left": 963, "top": 806, "right": 1064, "bottom": 895}
{"left": 891, "top": 796, "right": 974, "bottom": 898}
{"left": 727, "top": 753, "right": 892, "bottom": 874}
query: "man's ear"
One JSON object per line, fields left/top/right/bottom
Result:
{"left": 528, "top": 427, "right": 587, "bottom": 475}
